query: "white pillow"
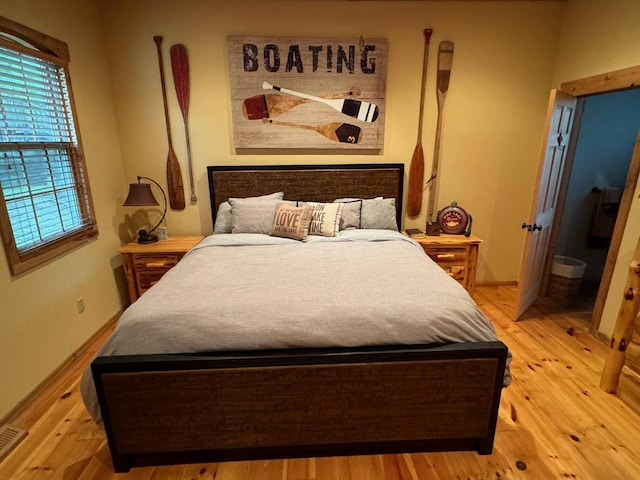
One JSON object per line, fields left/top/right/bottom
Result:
{"left": 304, "top": 202, "right": 344, "bottom": 237}
{"left": 213, "top": 192, "right": 284, "bottom": 234}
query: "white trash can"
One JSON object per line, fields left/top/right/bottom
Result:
{"left": 549, "top": 255, "right": 587, "bottom": 297}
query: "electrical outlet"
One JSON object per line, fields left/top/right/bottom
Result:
{"left": 76, "top": 297, "right": 85, "bottom": 313}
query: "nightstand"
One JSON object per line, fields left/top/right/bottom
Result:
{"left": 407, "top": 233, "right": 482, "bottom": 295}
{"left": 119, "top": 236, "right": 204, "bottom": 303}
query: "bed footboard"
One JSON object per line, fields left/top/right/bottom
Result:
{"left": 92, "top": 341, "right": 507, "bottom": 472}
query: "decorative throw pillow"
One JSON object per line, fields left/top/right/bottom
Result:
{"left": 270, "top": 203, "right": 314, "bottom": 240}
{"left": 230, "top": 196, "right": 292, "bottom": 234}
{"left": 335, "top": 197, "right": 398, "bottom": 231}
{"left": 333, "top": 199, "right": 362, "bottom": 230}
{"left": 305, "top": 202, "right": 344, "bottom": 237}
{"left": 361, "top": 197, "right": 398, "bottom": 230}
{"left": 214, "top": 192, "right": 284, "bottom": 234}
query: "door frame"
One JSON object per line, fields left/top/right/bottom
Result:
{"left": 552, "top": 65, "right": 640, "bottom": 334}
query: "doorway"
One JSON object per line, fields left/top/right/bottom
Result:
{"left": 513, "top": 64, "right": 640, "bottom": 329}
{"left": 550, "top": 89, "right": 640, "bottom": 321}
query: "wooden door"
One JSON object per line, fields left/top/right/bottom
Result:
{"left": 513, "top": 90, "right": 577, "bottom": 320}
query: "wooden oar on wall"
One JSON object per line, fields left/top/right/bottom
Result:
{"left": 406, "top": 28, "right": 433, "bottom": 217}
{"left": 170, "top": 43, "right": 197, "bottom": 204}
{"left": 426, "top": 40, "right": 454, "bottom": 224}
{"left": 154, "top": 36, "right": 185, "bottom": 211}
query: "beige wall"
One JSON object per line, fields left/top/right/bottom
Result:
{"left": 99, "top": 0, "right": 564, "bottom": 284}
{"left": 551, "top": 0, "right": 640, "bottom": 337}
{"left": 0, "top": 0, "right": 127, "bottom": 419}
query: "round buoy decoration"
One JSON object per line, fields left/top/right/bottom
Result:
{"left": 437, "top": 201, "right": 471, "bottom": 235}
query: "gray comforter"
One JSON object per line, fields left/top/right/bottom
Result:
{"left": 81, "top": 230, "right": 511, "bottom": 424}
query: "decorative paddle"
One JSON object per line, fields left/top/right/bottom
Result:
{"left": 170, "top": 43, "right": 197, "bottom": 204}
{"left": 242, "top": 88, "right": 362, "bottom": 120}
{"left": 406, "top": 28, "right": 433, "bottom": 217}
{"left": 263, "top": 81, "right": 378, "bottom": 123}
{"left": 262, "top": 118, "right": 362, "bottom": 144}
{"left": 153, "top": 36, "right": 185, "bottom": 211}
{"left": 426, "top": 40, "right": 454, "bottom": 224}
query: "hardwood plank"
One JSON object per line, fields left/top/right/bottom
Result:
{"left": 315, "top": 456, "right": 352, "bottom": 480}
{"left": 346, "top": 455, "right": 382, "bottom": 480}
{"left": 406, "top": 452, "right": 448, "bottom": 480}
{"left": 395, "top": 454, "right": 421, "bottom": 480}
{"left": 1, "top": 286, "right": 640, "bottom": 479}
{"left": 285, "top": 457, "right": 316, "bottom": 480}
{"left": 380, "top": 454, "right": 415, "bottom": 480}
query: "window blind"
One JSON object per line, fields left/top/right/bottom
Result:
{"left": 0, "top": 44, "right": 91, "bottom": 252}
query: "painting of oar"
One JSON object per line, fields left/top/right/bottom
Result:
{"left": 262, "top": 118, "right": 362, "bottom": 144}
{"left": 263, "top": 81, "right": 378, "bottom": 122}
{"left": 243, "top": 88, "right": 361, "bottom": 120}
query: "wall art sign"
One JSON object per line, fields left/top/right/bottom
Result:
{"left": 227, "top": 35, "right": 387, "bottom": 150}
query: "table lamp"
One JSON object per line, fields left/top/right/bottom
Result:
{"left": 123, "top": 176, "right": 167, "bottom": 244}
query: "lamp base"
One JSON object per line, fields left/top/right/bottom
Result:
{"left": 137, "top": 229, "right": 158, "bottom": 244}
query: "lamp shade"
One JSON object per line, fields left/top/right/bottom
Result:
{"left": 122, "top": 176, "right": 167, "bottom": 244}
{"left": 123, "top": 183, "right": 159, "bottom": 207}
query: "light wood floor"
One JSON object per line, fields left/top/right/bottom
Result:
{"left": 2, "top": 285, "right": 640, "bottom": 479}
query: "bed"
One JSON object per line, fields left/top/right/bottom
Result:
{"left": 83, "top": 163, "right": 510, "bottom": 473}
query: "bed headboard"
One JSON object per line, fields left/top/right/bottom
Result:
{"left": 207, "top": 163, "right": 404, "bottom": 230}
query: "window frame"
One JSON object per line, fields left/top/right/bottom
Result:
{"left": 0, "top": 15, "right": 98, "bottom": 276}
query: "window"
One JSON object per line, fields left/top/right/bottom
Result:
{"left": 0, "top": 16, "right": 97, "bottom": 276}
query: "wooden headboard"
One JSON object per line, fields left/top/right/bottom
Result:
{"left": 207, "top": 163, "right": 404, "bottom": 230}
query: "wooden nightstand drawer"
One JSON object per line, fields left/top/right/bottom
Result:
{"left": 136, "top": 270, "right": 168, "bottom": 293}
{"left": 133, "top": 254, "right": 182, "bottom": 295}
{"left": 133, "top": 254, "right": 180, "bottom": 270}
{"left": 440, "top": 264, "right": 466, "bottom": 282}
{"left": 422, "top": 246, "right": 468, "bottom": 264}
{"left": 120, "top": 236, "right": 204, "bottom": 303}
{"left": 406, "top": 233, "right": 482, "bottom": 295}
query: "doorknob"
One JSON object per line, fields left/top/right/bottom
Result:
{"left": 521, "top": 222, "right": 542, "bottom": 232}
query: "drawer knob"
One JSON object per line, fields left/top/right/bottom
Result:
{"left": 436, "top": 253, "right": 456, "bottom": 259}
